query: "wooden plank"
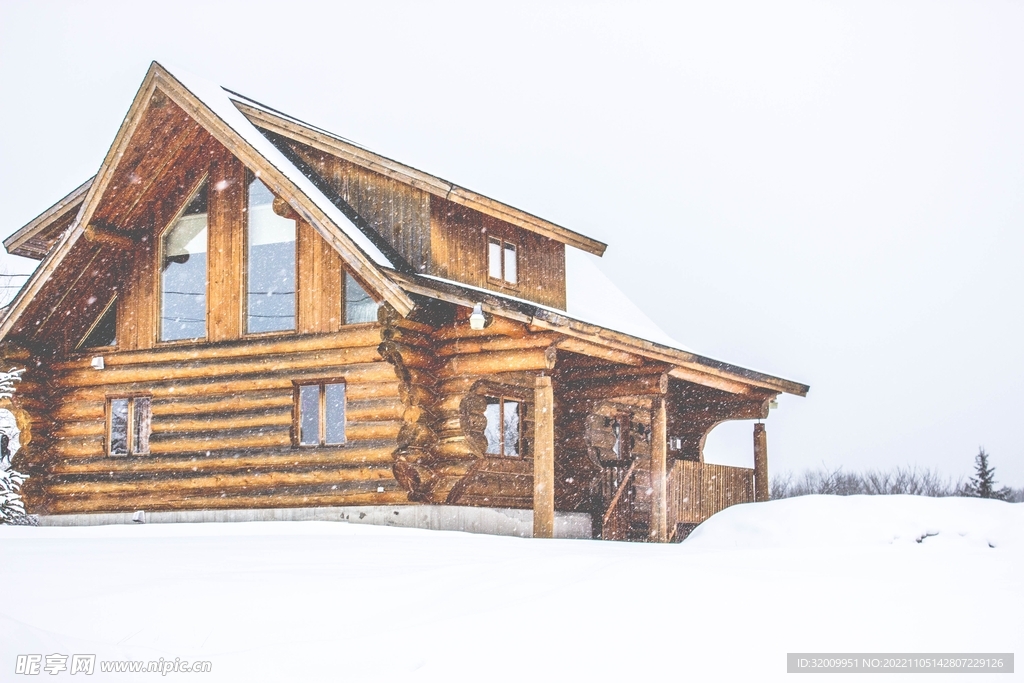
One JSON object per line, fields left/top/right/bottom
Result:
{"left": 58, "top": 325, "right": 384, "bottom": 369}
{"left": 207, "top": 152, "right": 245, "bottom": 341}
{"left": 44, "top": 488, "right": 410, "bottom": 515}
{"left": 649, "top": 396, "right": 667, "bottom": 542}
{"left": 51, "top": 444, "right": 395, "bottom": 476}
{"left": 533, "top": 375, "right": 554, "bottom": 538}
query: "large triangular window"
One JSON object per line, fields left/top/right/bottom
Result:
{"left": 160, "top": 180, "right": 209, "bottom": 341}
{"left": 78, "top": 298, "right": 117, "bottom": 349}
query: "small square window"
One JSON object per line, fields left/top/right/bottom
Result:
{"left": 107, "top": 396, "right": 151, "bottom": 457}
{"left": 295, "top": 381, "right": 346, "bottom": 446}
{"left": 484, "top": 396, "right": 521, "bottom": 457}
{"left": 487, "top": 237, "right": 518, "bottom": 286}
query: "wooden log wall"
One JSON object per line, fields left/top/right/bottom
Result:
{"left": 667, "top": 460, "right": 754, "bottom": 529}
{"left": 25, "top": 326, "right": 406, "bottom": 514}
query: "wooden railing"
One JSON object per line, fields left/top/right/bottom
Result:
{"left": 667, "top": 461, "right": 754, "bottom": 532}
{"left": 596, "top": 459, "right": 640, "bottom": 541}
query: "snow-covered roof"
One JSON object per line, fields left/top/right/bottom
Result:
{"left": 166, "top": 65, "right": 394, "bottom": 269}
{"left": 418, "top": 249, "right": 688, "bottom": 353}
{"left": 564, "top": 249, "right": 687, "bottom": 351}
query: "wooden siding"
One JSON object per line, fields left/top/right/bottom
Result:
{"left": 277, "top": 138, "right": 567, "bottom": 310}
{"left": 430, "top": 197, "right": 566, "bottom": 310}
{"left": 281, "top": 139, "right": 433, "bottom": 271}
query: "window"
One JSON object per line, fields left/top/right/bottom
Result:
{"left": 484, "top": 396, "right": 521, "bottom": 456}
{"left": 296, "top": 381, "right": 346, "bottom": 446}
{"left": 247, "top": 176, "right": 296, "bottom": 333}
{"left": 108, "top": 396, "right": 151, "bottom": 457}
{"left": 160, "top": 180, "right": 208, "bottom": 341}
{"left": 344, "top": 271, "right": 378, "bottom": 324}
{"left": 79, "top": 298, "right": 117, "bottom": 349}
{"left": 487, "top": 237, "right": 518, "bottom": 286}
{"left": 610, "top": 414, "right": 630, "bottom": 459}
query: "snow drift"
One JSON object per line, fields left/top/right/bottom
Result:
{"left": 1, "top": 495, "right": 1020, "bottom": 682}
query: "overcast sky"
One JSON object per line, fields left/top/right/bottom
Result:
{"left": 1, "top": 1, "right": 1021, "bottom": 485}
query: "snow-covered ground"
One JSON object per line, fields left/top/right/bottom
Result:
{"left": 1, "top": 496, "right": 1021, "bottom": 682}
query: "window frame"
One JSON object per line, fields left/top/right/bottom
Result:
{"left": 486, "top": 236, "right": 520, "bottom": 288}
{"left": 105, "top": 394, "right": 152, "bottom": 457}
{"left": 292, "top": 379, "right": 347, "bottom": 447}
{"left": 342, "top": 269, "right": 380, "bottom": 326}
{"left": 244, "top": 172, "right": 298, "bottom": 338}
{"left": 77, "top": 296, "right": 118, "bottom": 351}
{"left": 483, "top": 394, "right": 523, "bottom": 458}
{"left": 157, "top": 175, "right": 210, "bottom": 345}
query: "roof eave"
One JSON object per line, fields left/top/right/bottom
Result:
{"left": 388, "top": 269, "right": 809, "bottom": 398}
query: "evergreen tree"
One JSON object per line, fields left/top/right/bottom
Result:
{"left": 965, "top": 447, "right": 1013, "bottom": 500}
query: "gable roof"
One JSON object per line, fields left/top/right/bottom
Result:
{"left": 0, "top": 63, "right": 808, "bottom": 398}
{"left": 0, "top": 62, "right": 417, "bottom": 341}
{"left": 3, "top": 177, "right": 93, "bottom": 260}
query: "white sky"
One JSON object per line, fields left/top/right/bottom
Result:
{"left": 1, "top": 1, "right": 1021, "bottom": 485}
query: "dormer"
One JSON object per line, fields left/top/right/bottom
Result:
{"left": 240, "top": 104, "right": 607, "bottom": 311}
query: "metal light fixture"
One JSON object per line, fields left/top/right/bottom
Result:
{"left": 469, "top": 303, "right": 486, "bottom": 330}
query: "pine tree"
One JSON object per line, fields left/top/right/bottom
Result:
{"left": 966, "top": 447, "right": 1001, "bottom": 499}
{"left": 0, "top": 367, "right": 32, "bottom": 525}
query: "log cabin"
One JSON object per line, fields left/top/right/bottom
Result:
{"left": 0, "top": 62, "right": 808, "bottom": 541}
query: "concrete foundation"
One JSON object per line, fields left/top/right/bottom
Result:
{"left": 36, "top": 504, "right": 594, "bottom": 540}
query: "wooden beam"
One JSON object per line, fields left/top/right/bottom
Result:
{"left": 555, "top": 338, "right": 645, "bottom": 366}
{"left": 753, "top": 422, "right": 769, "bottom": 502}
{"left": 561, "top": 372, "right": 668, "bottom": 401}
{"left": 650, "top": 396, "right": 668, "bottom": 542}
{"left": 533, "top": 375, "right": 555, "bottom": 538}
{"left": 84, "top": 223, "right": 135, "bottom": 250}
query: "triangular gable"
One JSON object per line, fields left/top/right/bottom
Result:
{"left": 0, "top": 62, "right": 414, "bottom": 341}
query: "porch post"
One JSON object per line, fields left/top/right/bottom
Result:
{"left": 649, "top": 396, "right": 668, "bottom": 542}
{"left": 533, "top": 375, "right": 555, "bottom": 538}
{"left": 753, "top": 422, "right": 769, "bottom": 502}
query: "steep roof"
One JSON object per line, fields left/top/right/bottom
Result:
{"left": 0, "top": 62, "right": 807, "bottom": 398}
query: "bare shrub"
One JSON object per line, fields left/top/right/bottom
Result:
{"left": 771, "top": 465, "right": 968, "bottom": 499}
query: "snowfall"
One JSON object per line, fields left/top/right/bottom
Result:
{"left": 1, "top": 496, "right": 1021, "bottom": 682}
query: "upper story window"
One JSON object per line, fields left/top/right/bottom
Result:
{"left": 487, "top": 237, "right": 518, "bottom": 286}
{"left": 247, "top": 176, "right": 296, "bottom": 334}
{"left": 484, "top": 395, "right": 521, "bottom": 457}
{"left": 108, "top": 395, "right": 151, "bottom": 457}
{"left": 344, "top": 271, "right": 378, "bottom": 324}
{"left": 160, "top": 180, "right": 208, "bottom": 342}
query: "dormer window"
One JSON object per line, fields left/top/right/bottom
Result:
{"left": 487, "top": 237, "right": 517, "bottom": 286}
